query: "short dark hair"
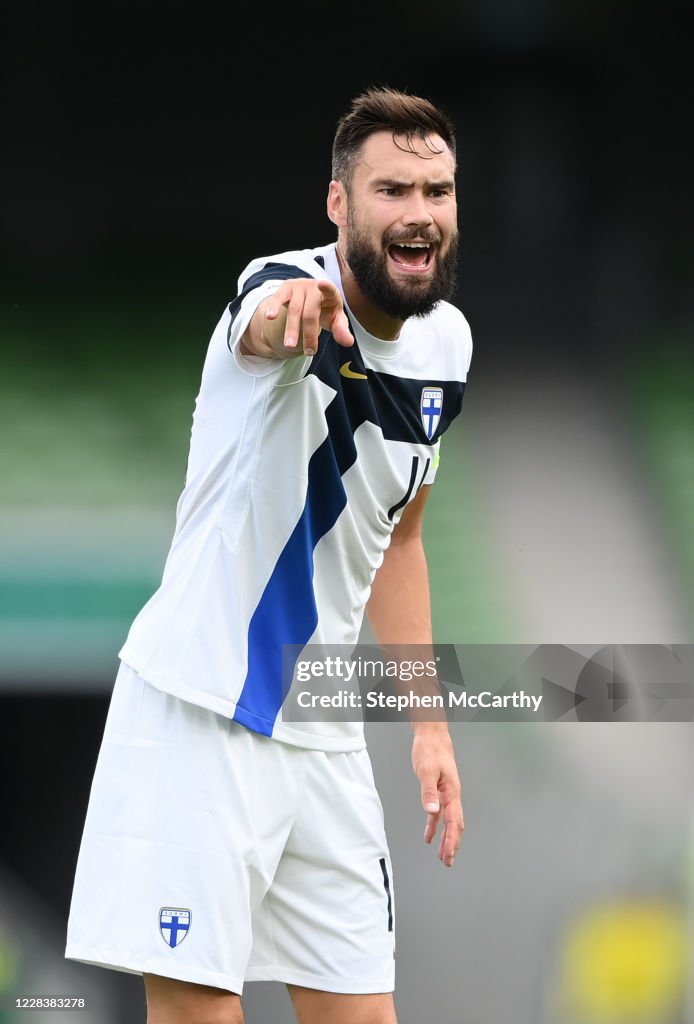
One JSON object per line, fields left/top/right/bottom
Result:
{"left": 331, "top": 86, "right": 456, "bottom": 189}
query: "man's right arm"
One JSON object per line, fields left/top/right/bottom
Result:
{"left": 240, "top": 278, "right": 354, "bottom": 359}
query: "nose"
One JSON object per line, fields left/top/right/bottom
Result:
{"left": 401, "top": 190, "right": 434, "bottom": 228}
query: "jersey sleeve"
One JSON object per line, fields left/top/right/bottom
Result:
{"left": 422, "top": 439, "right": 441, "bottom": 485}
{"left": 420, "top": 307, "right": 472, "bottom": 488}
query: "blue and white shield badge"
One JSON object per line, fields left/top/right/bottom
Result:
{"left": 420, "top": 387, "right": 443, "bottom": 440}
{"left": 160, "top": 908, "right": 191, "bottom": 948}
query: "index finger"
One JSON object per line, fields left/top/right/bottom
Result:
{"left": 315, "top": 280, "right": 354, "bottom": 347}
{"left": 315, "top": 278, "right": 344, "bottom": 304}
{"left": 330, "top": 310, "right": 354, "bottom": 348}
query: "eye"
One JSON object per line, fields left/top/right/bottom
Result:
{"left": 378, "top": 187, "right": 402, "bottom": 197}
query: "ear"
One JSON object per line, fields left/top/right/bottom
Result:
{"left": 327, "top": 180, "right": 348, "bottom": 227}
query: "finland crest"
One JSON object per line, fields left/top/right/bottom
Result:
{"left": 420, "top": 387, "right": 443, "bottom": 440}
{"left": 160, "top": 907, "right": 191, "bottom": 948}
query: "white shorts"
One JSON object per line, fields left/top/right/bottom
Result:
{"left": 65, "top": 663, "right": 396, "bottom": 995}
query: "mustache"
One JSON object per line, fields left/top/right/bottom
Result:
{"left": 384, "top": 228, "right": 442, "bottom": 246}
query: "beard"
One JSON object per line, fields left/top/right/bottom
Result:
{"left": 344, "top": 219, "right": 459, "bottom": 321}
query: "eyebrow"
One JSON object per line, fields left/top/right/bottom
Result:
{"left": 372, "top": 177, "right": 455, "bottom": 190}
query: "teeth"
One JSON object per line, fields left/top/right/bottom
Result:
{"left": 399, "top": 242, "right": 430, "bottom": 248}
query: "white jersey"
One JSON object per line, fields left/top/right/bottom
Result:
{"left": 119, "top": 242, "right": 473, "bottom": 750}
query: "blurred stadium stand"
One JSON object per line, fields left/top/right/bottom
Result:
{"left": 2, "top": 0, "right": 692, "bottom": 1020}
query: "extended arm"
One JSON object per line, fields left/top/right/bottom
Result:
{"left": 366, "top": 485, "right": 464, "bottom": 868}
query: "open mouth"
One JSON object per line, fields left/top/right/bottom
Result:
{"left": 387, "top": 242, "right": 434, "bottom": 273}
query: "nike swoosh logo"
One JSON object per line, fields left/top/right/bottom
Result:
{"left": 339, "top": 361, "right": 368, "bottom": 380}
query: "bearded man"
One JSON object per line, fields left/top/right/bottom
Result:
{"left": 66, "top": 85, "right": 472, "bottom": 1024}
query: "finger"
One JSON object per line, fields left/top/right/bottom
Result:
{"left": 316, "top": 279, "right": 343, "bottom": 305}
{"left": 422, "top": 774, "right": 441, "bottom": 845}
{"left": 440, "top": 819, "right": 458, "bottom": 861}
{"left": 283, "top": 288, "right": 306, "bottom": 350}
{"left": 315, "top": 281, "right": 354, "bottom": 348}
{"left": 331, "top": 310, "right": 354, "bottom": 348}
{"left": 421, "top": 779, "right": 440, "bottom": 817}
{"left": 265, "top": 283, "right": 292, "bottom": 321}
{"left": 300, "top": 297, "right": 321, "bottom": 357}
{"left": 424, "top": 810, "right": 440, "bottom": 844}
{"left": 438, "top": 821, "right": 448, "bottom": 861}
{"left": 440, "top": 803, "right": 464, "bottom": 867}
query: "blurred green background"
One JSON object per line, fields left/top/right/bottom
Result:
{"left": 1, "top": 1, "right": 692, "bottom": 1021}
{"left": 1, "top": 279, "right": 691, "bottom": 678}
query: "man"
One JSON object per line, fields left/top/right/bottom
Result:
{"left": 66, "top": 85, "right": 472, "bottom": 1024}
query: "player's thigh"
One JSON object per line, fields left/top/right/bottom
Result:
{"left": 287, "top": 985, "right": 397, "bottom": 1024}
{"left": 144, "top": 974, "right": 244, "bottom": 1024}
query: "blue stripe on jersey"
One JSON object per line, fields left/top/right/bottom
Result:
{"left": 232, "top": 434, "right": 347, "bottom": 735}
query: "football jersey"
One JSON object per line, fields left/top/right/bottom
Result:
{"left": 119, "top": 242, "right": 473, "bottom": 750}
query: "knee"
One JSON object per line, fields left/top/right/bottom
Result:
{"left": 144, "top": 974, "right": 243, "bottom": 1024}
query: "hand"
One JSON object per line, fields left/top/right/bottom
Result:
{"left": 412, "top": 726, "right": 464, "bottom": 868}
{"left": 264, "top": 278, "right": 354, "bottom": 357}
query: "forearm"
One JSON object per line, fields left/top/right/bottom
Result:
{"left": 369, "top": 497, "right": 462, "bottom": 867}
{"left": 367, "top": 533, "right": 432, "bottom": 645}
{"left": 367, "top": 534, "right": 448, "bottom": 733}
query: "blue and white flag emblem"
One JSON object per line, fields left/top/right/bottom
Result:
{"left": 420, "top": 387, "right": 443, "bottom": 440}
{"left": 160, "top": 908, "right": 191, "bottom": 948}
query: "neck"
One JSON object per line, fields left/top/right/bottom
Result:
{"left": 335, "top": 244, "right": 403, "bottom": 341}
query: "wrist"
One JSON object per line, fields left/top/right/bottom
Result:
{"left": 411, "top": 720, "right": 450, "bottom": 736}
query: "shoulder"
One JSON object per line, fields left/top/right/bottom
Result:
{"left": 417, "top": 300, "right": 473, "bottom": 376}
{"left": 236, "top": 243, "right": 337, "bottom": 292}
{"left": 431, "top": 299, "right": 473, "bottom": 342}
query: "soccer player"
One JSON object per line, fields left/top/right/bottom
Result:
{"left": 66, "top": 86, "right": 472, "bottom": 1024}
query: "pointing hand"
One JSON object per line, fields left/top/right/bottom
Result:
{"left": 262, "top": 278, "right": 354, "bottom": 357}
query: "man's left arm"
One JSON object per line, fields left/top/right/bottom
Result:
{"left": 366, "top": 485, "right": 464, "bottom": 868}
